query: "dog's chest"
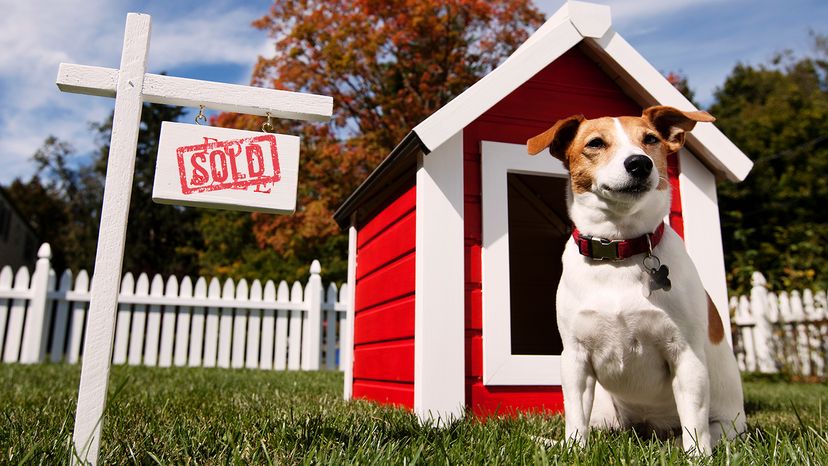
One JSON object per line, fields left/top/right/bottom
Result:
{"left": 571, "top": 307, "right": 681, "bottom": 394}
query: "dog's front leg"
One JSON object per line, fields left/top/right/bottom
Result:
{"left": 561, "top": 345, "right": 596, "bottom": 446}
{"left": 671, "top": 347, "right": 712, "bottom": 455}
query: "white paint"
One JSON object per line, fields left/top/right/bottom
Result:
{"left": 342, "top": 223, "right": 357, "bottom": 400}
{"left": 50, "top": 270, "right": 74, "bottom": 363}
{"left": 414, "top": 131, "right": 465, "bottom": 422}
{"left": 590, "top": 31, "right": 752, "bottom": 181}
{"left": 72, "top": 14, "right": 151, "bottom": 464}
{"left": 568, "top": 1, "right": 612, "bottom": 38}
{"left": 302, "top": 261, "right": 323, "bottom": 370}
{"left": 57, "top": 13, "right": 333, "bottom": 463}
{"left": 112, "top": 273, "right": 134, "bottom": 364}
{"left": 152, "top": 122, "right": 300, "bottom": 214}
{"left": 20, "top": 244, "right": 52, "bottom": 363}
{"left": 412, "top": 1, "right": 752, "bottom": 182}
{"left": 57, "top": 64, "right": 334, "bottom": 122}
{"left": 678, "top": 149, "right": 731, "bottom": 344}
{"left": 481, "top": 141, "right": 567, "bottom": 385}
{"left": 413, "top": 21, "right": 582, "bottom": 152}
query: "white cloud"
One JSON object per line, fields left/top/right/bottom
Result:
{"left": 0, "top": 0, "right": 270, "bottom": 184}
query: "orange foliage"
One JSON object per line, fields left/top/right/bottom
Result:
{"left": 213, "top": 0, "right": 544, "bottom": 279}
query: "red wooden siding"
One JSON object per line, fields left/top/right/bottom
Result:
{"left": 352, "top": 184, "right": 416, "bottom": 409}
{"left": 463, "top": 46, "right": 685, "bottom": 416}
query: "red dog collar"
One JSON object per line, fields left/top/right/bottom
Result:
{"left": 572, "top": 223, "right": 665, "bottom": 261}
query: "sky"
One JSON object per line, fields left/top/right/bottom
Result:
{"left": 0, "top": 0, "right": 825, "bottom": 184}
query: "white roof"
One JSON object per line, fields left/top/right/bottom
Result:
{"left": 412, "top": 1, "right": 753, "bottom": 182}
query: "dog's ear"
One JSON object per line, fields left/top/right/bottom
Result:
{"left": 642, "top": 106, "right": 715, "bottom": 152}
{"left": 527, "top": 115, "right": 584, "bottom": 167}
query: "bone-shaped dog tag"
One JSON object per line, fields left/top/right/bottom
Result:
{"left": 642, "top": 254, "right": 671, "bottom": 297}
{"left": 648, "top": 264, "right": 671, "bottom": 293}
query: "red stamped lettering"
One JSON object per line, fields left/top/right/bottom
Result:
{"left": 176, "top": 134, "right": 280, "bottom": 195}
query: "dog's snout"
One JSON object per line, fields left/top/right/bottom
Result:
{"left": 624, "top": 155, "right": 653, "bottom": 178}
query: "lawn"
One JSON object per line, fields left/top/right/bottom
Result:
{"left": 1, "top": 365, "right": 826, "bottom": 464}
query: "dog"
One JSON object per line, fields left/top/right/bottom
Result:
{"left": 526, "top": 106, "right": 746, "bottom": 455}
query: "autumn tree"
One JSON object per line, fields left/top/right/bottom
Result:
{"left": 203, "top": 0, "right": 545, "bottom": 282}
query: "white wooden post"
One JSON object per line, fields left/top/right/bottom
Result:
{"left": 67, "top": 271, "right": 90, "bottom": 365}
{"left": 414, "top": 132, "right": 465, "bottom": 422}
{"left": 3, "top": 267, "right": 29, "bottom": 363}
{"left": 72, "top": 14, "right": 151, "bottom": 462}
{"left": 112, "top": 273, "right": 135, "bottom": 365}
{"left": 50, "top": 270, "right": 74, "bottom": 363}
{"left": 56, "top": 12, "right": 331, "bottom": 464}
{"left": 259, "top": 280, "right": 277, "bottom": 370}
{"left": 174, "top": 276, "right": 193, "bottom": 367}
{"left": 342, "top": 224, "right": 357, "bottom": 399}
{"left": 274, "top": 281, "right": 290, "bottom": 370}
{"left": 218, "top": 278, "right": 235, "bottom": 368}
{"left": 20, "top": 243, "right": 53, "bottom": 363}
{"left": 232, "top": 279, "right": 249, "bottom": 369}
{"left": 325, "top": 283, "right": 338, "bottom": 370}
{"left": 288, "top": 282, "right": 303, "bottom": 370}
{"left": 187, "top": 277, "right": 208, "bottom": 367}
{"left": 246, "top": 280, "right": 263, "bottom": 369}
{"left": 302, "top": 260, "right": 322, "bottom": 370}
{"left": 0, "top": 267, "right": 13, "bottom": 356}
{"left": 750, "top": 272, "right": 776, "bottom": 373}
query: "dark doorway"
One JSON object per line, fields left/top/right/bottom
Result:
{"left": 506, "top": 173, "right": 568, "bottom": 355}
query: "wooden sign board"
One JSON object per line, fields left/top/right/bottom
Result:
{"left": 152, "top": 122, "right": 300, "bottom": 214}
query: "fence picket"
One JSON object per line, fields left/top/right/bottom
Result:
{"left": 128, "top": 273, "right": 149, "bottom": 366}
{"left": 49, "top": 270, "right": 74, "bottom": 363}
{"left": 338, "top": 283, "right": 349, "bottom": 371}
{"left": 202, "top": 278, "right": 222, "bottom": 367}
{"left": 143, "top": 274, "right": 165, "bottom": 366}
{"left": 325, "top": 283, "right": 338, "bottom": 370}
{"left": 790, "top": 291, "right": 811, "bottom": 376}
{"left": 188, "top": 277, "right": 207, "bottom": 367}
{"left": 67, "top": 270, "right": 90, "bottom": 364}
{"left": 158, "top": 275, "right": 179, "bottom": 367}
{"left": 288, "top": 281, "right": 303, "bottom": 370}
{"left": 0, "top": 243, "right": 350, "bottom": 374}
{"left": 259, "top": 280, "right": 276, "bottom": 370}
{"left": 217, "top": 278, "right": 235, "bottom": 368}
{"left": 232, "top": 279, "right": 248, "bottom": 369}
{"left": 803, "top": 290, "right": 823, "bottom": 377}
{"left": 0, "top": 267, "right": 12, "bottom": 359}
{"left": 274, "top": 281, "right": 289, "bottom": 370}
{"left": 246, "top": 280, "right": 262, "bottom": 369}
{"left": 112, "top": 273, "right": 134, "bottom": 365}
{"left": 3, "top": 267, "right": 30, "bottom": 362}
{"left": 174, "top": 276, "right": 193, "bottom": 367}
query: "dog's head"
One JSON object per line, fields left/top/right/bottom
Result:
{"left": 527, "top": 106, "right": 714, "bottom": 210}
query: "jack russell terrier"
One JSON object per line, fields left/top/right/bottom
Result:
{"left": 527, "top": 106, "right": 745, "bottom": 455}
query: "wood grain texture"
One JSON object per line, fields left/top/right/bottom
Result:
{"left": 72, "top": 13, "right": 151, "bottom": 464}
{"left": 56, "top": 64, "right": 333, "bottom": 122}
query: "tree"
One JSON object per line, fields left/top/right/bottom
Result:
{"left": 202, "top": 0, "right": 545, "bottom": 282}
{"left": 6, "top": 104, "right": 204, "bottom": 277}
{"left": 711, "top": 33, "right": 828, "bottom": 293}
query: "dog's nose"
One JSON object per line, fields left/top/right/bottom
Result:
{"left": 624, "top": 155, "right": 653, "bottom": 178}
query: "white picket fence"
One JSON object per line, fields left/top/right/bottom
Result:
{"left": 731, "top": 271, "right": 828, "bottom": 378}
{"left": 0, "top": 243, "right": 348, "bottom": 371}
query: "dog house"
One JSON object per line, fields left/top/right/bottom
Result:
{"left": 333, "top": 1, "right": 753, "bottom": 421}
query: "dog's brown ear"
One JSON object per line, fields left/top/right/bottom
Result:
{"left": 527, "top": 115, "right": 584, "bottom": 167}
{"left": 642, "top": 106, "right": 715, "bottom": 152}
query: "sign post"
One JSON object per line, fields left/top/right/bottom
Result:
{"left": 55, "top": 13, "right": 332, "bottom": 465}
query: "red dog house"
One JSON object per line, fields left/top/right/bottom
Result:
{"left": 333, "top": 1, "right": 752, "bottom": 421}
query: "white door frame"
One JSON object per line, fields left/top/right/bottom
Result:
{"left": 481, "top": 141, "right": 568, "bottom": 386}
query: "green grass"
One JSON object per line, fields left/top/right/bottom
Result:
{"left": 1, "top": 365, "right": 826, "bottom": 464}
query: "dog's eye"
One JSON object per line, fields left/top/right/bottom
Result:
{"left": 586, "top": 138, "right": 605, "bottom": 149}
{"left": 643, "top": 134, "right": 660, "bottom": 145}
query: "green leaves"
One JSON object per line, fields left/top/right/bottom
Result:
{"left": 712, "top": 34, "right": 828, "bottom": 293}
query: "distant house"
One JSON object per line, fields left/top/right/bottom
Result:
{"left": 0, "top": 188, "right": 39, "bottom": 269}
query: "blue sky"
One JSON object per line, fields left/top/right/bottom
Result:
{"left": 0, "top": 0, "right": 825, "bottom": 184}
